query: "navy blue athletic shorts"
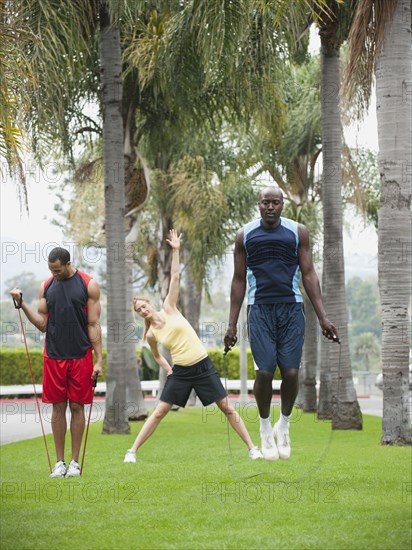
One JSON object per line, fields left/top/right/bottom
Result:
{"left": 248, "top": 303, "right": 305, "bottom": 372}
{"left": 159, "top": 356, "right": 227, "bottom": 408}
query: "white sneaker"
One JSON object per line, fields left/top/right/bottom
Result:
{"left": 273, "top": 422, "right": 291, "bottom": 460}
{"left": 49, "top": 460, "right": 66, "bottom": 478}
{"left": 124, "top": 449, "right": 136, "bottom": 463}
{"left": 260, "top": 431, "right": 279, "bottom": 461}
{"left": 66, "top": 460, "right": 81, "bottom": 477}
{"left": 249, "top": 447, "right": 264, "bottom": 460}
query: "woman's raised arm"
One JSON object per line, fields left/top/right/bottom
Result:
{"left": 164, "top": 229, "right": 182, "bottom": 312}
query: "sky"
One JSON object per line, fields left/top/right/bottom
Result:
{"left": 0, "top": 28, "right": 379, "bottom": 296}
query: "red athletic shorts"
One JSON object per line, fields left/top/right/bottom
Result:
{"left": 42, "top": 348, "right": 94, "bottom": 404}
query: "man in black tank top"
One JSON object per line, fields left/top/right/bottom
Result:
{"left": 10, "top": 247, "right": 102, "bottom": 478}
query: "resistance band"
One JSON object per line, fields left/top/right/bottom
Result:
{"left": 13, "top": 293, "right": 52, "bottom": 473}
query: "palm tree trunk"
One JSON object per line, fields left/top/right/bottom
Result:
{"left": 122, "top": 105, "right": 149, "bottom": 421}
{"left": 181, "top": 248, "right": 202, "bottom": 334}
{"left": 317, "top": 38, "right": 362, "bottom": 429}
{"left": 100, "top": 0, "right": 129, "bottom": 434}
{"left": 125, "top": 218, "right": 148, "bottom": 420}
{"left": 297, "top": 292, "right": 318, "bottom": 412}
{"left": 181, "top": 248, "right": 202, "bottom": 406}
{"left": 376, "top": 0, "right": 411, "bottom": 445}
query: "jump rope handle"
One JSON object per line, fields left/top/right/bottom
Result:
{"left": 223, "top": 335, "right": 237, "bottom": 356}
{"left": 13, "top": 293, "right": 23, "bottom": 309}
{"left": 325, "top": 327, "right": 341, "bottom": 345}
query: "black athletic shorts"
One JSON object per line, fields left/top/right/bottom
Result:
{"left": 159, "top": 356, "right": 227, "bottom": 408}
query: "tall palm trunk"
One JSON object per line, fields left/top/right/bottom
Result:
{"left": 123, "top": 106, "right": 149, "bottom": 421}
{"left": 125, "top": 218, "right": 148, "bottom": 420}
{"left": 376, "top": 0, "right": 411, "bottom": 445}
{"left": 297, "top": 291, "right": 318, "bottom": 412}
{"left": 181, "top": 248, "right": 202, "bottom": 333}
{"left": 100, "top": 0, "right": 129, "bottom": 434}
{"left": 317, "top": 35, "right": 362, "bottom": 429}
{"left": 181, "top": 248, "right": 202, "bottom": 406}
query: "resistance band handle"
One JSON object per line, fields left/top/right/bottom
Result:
{"left": 13, "top": 293, "right": 23, "bottom": 309}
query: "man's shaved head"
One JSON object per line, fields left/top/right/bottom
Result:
{"left": 259, "top": 186, "right": 283, "bottom": 201}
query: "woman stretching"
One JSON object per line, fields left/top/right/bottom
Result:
{"left": 124, "top": 229, "right": 263, "bottom": 463}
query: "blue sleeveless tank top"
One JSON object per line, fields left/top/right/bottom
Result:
{"left": 244, "top": 217, "right": 303, "bottom": 304}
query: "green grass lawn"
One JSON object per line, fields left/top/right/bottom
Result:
{"left": 1, "top": 406, "right": 411, "bottom": 550}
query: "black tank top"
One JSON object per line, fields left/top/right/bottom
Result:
{"left": 44, "top": 270, "right": 91, "bottom": 359}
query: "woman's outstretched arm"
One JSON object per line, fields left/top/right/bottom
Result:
{"left": 164, "top": 229, "right": 181, "bottom": 312}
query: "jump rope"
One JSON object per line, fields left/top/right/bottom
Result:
{"left": 222, "top": 336, "right": 342, "bottom": 482}
{"left": 222, "top": 345, "right": 265, "bottom": 480}
{"left": 13, "top": 293, "right": 96, "bottom": 475}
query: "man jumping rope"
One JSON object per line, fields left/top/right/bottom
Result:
{"left": 10, "top": 247, "right": 102, "bottom": 477}
{"left": 224, "top": 186, "right": 339, "bottom": 461}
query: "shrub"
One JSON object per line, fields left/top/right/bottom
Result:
{"left": 0, "top": 348, "right": 280, "bottom": 386}
{"left": 0, "top": 349, "right": 108, "bottom": 385}
{"left": 208, "top": 349, "right": 281, "bottom": 380}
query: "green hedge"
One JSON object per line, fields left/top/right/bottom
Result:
{"left": 1, "top": 349, "right": 44, "bottom": 385}
{"left": 0, "top": 349, "right": 108, "bottom": 386}
{"left": 0, "top": 348, "right": 280, "bottom": 385}
{"left": 208, "top": 349, "right": 281, "bottom": 380}
{"left": 208, "top": 349, "right": 254, "bottom": 379}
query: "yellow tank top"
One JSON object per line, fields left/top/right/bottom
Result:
{"left": 150, "top": 309, "right": 207, "bottom": 366}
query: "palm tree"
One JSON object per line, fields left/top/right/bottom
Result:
{"left": 3, "top": 2, "right": 133, "bottom": 433}
{"left": 6, "top": 0, "right": 150, "bottom": 431}
{"left": 98, "top": 0, "right": 129, "bottom": 434}
{"left": 343, "top": 0, "right": 411, "bottom": 445}
{"left": 315, "top": 0, "right": 362, "bottom": 429}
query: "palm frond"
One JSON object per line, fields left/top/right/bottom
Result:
{"left": 342, "top": 0, "right": 398, "bottom": 120}
{"left": 5, "top": 0, "right": 100, "bottom": 163}
{"left": 261, "top": 0, "right": 341, "bottom": 27}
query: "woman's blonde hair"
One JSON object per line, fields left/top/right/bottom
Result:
{"left": 133, "top": 296, "right": 152, "bottom": 341}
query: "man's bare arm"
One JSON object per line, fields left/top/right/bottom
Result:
{"left": 10, "top": 285, "right": 48, "bottom": 333}
{"left": 224, "top": 229, "right": 247, "bottom": 349}
{"left": 298, "top": 224, "right": 338, "bottom": 340}
{"left": 87, "top": 279, "right": 103, "bottom": 378}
